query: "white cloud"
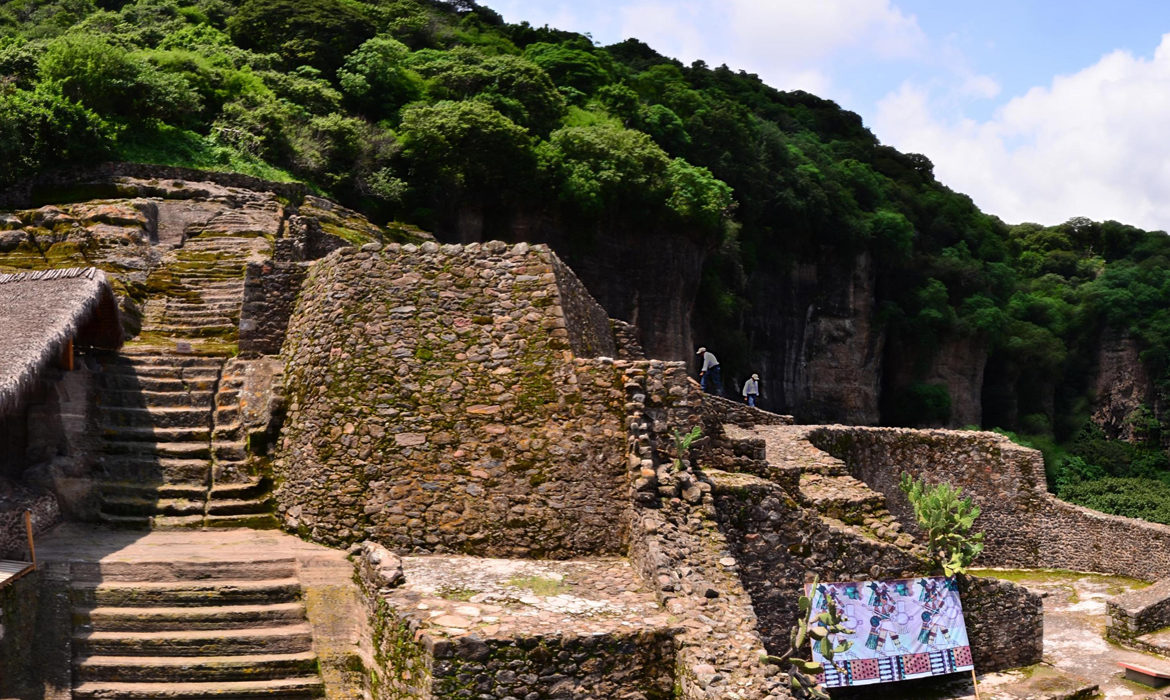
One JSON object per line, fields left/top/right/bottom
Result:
{"left": 610, "top": 0, "right": 924, "bottom": 99}
{"left": 875, "top": 34, "right": 1170, "bottom": 231}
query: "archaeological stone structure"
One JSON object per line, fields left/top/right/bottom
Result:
{"left": 6, "top": 166, "right": 1170, "bottom": 699}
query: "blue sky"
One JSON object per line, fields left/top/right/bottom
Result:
{"left": 487, "top": 1, "right": 1170, "bottom": 231}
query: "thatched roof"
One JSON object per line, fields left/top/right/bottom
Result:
{"left": 0, "top": 267, "right": 121, "bottom": 417}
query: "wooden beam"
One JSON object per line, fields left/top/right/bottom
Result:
{"left": 61, "top": 337, "right": 74, "bottom": 371}
{"left": 23, "top": 510, "right": 36, "bottom": 570}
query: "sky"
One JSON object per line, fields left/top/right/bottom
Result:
{"left": 487, "top": 0, "right": 1170, "bottom": 232}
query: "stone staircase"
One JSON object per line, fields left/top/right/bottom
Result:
{"left": 94, "top": 231, "right": 275, "bottom": 528}
{"left": 70, "top": 558, "right": 324, "bottom": 699}
{"left": 722, "top": 423, "right": 917, "bottom": 548}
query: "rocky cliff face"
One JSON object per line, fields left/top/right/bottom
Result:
{"left": 1092, "top": 329, "right": 1160, "bottom": 442}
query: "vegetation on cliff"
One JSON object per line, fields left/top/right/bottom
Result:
{"left": 4, "top": 0, "right": 1170, "bottom": 516}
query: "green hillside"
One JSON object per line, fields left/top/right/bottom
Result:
{"left": 4, "top": 0, "right": 1170, "bottom": 517}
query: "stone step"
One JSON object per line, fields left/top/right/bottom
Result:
{"left": 148, "top": 311, "right": 237, "bottom": 325}
{"left": 74, "top": 624, "right": 315, "bottom": 657}
{"left": 100, "top": 481, "right": 208, "bottom": 500}
{"left": 98, "top": 375, "right": 218, "bottom": 393}
{"left": 74, "top": 652, "right": 319, "bottom": 684}
{"left": 163, "top": 300, "right": 241, "bottom": 310}
{"left": 71, "top": 578, "right": 301, "bottom": 607}
{"left": 100, "top": 406, "right": 210, "bottom": 428}
{"left": 207, "top": 497, "right": 272, "bottom": 516}
{"left": 108, "top": 351, "right": 225, "bottom": 367}
{"left": 72, "top": 558, "right": 297, "bottom": 584}
{"left": 97, "top": 513, "right": 205, "bottom": 530}
{"left": 102, "top": 441, "right": 213, "bottom": 460}
{"left": 99, "top": 426, "right": 212, "bottom": 443}
{"left": 96, "top": 456, "right": 211, "bottom": 483}
{"left": 142, "top": 324, "right": 237, "bottom": 338}
{"left": 101, "top": 389, "right": 216, "bottom": 409}
{"left": 76, "top": 602, "right": 306, "bottom": 632}
{"left": 100, "top": 479, "right": 267, "bottom": 501}
{"left": 202, "top": 513, "right": 281, "bottom": 530}
{"left": 101, "top": 497, "right": 204, "bottom": 518}
{"left": 213, "top": 443, "right": 247, "bottom": 462}
{"left": 71, "top": 676, "right": 324, "bottom": 699}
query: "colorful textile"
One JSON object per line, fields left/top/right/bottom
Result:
{"left": 809, "top": 576, "right": 973, "bottom": 688}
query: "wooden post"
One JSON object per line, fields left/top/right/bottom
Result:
{"left": 23, "top": 510, "right": 36, "bottom": 570}
{"left": 61, "top": 337, "right": 74, "bottom": 371}
{"left": 971, "top": 667, "right": 980, "bottom": 699}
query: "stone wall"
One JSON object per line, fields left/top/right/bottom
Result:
{"left": 239, "top": 260, "right": 308, "bottom": 357}
{"left": 276, "top": 242, "right": 629, "bottom": 557}
{"left": 810, "top": 426, "right": 1170, "bottom": 580}
{"left": 620, "top": 360, "right": 791, "bottom": 700}
{"left": 549, "top": 253, "right": 617, "bottom": 358}
{"left": 957, "top": 575, "right": 1044, "bottom": 671}
{"left": 702, "top": 393, "right": 794, "bottom": 430}
{"left": 0, "top": 571, "right": 40, "bottom": 698}
{"left": 611, "top": 319, "right": 644, "bottom": 360}
{"left": 1106, "top": 577, "right": 1170, "bottom": 643}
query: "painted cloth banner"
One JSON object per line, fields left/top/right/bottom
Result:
{"left": 808, "top": 576, "right": 973, "bottom": 688}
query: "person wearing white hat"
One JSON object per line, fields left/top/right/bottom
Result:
{"left": 742, "top": 373, "right": 759, "bottom": 407}
{"left": 696, "top": 347, "right": 722, "bottom": 394}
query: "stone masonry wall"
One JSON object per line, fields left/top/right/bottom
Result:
{"left": 239, "top": 260, "right": 308, "bottom": 357}
{"left": 276, "top": 241, "right": 628, "bottom": 557}
{"left": 811, "top": 426, "right": 1170, "bottom": 580}
{"left": 549, "top": 253, "right": 617, "bottom": 358}
{"left": 620, "top": 360, "right": 792, "bottom": 700}
{"left": 0, "top": 571, "right": 40, "bottom": 698}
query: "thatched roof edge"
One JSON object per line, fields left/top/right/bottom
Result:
{"left": 0, "top": 267, "right": 118, "bottom": 418}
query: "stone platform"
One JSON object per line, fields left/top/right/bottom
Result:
{"left": 365, "top": 555, "right": 680, "bottom": 699}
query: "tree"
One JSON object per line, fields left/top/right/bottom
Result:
{"left": 226, "top": 0, "right": 374, "bottom": 74}
{"left": 337, "top": 35, "right": 421, "bottom": 121}
{"left": 522, "top": 41, "right": 609, "bottom": 94}
{"left": 397, "top": 99, "right": 533, "bottom": 240}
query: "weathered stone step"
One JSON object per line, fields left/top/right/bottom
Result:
{"left": 100, "top": 481, "right": 208, "bottom": 500}
{"left": 143, "top": 324, "right": 237, "bottom": 338}
{"left": 207, "top": 498, "right": 272, "bottom": 516}
{"left": 97, "top": 513, "right": 204, "bottom": 530}
{"left": 101, "top": 497, "right": 205, "bottom": 518}
{"left": 100, "top": 426, "right": 212, "bottom": 443}
{"left": 71, "top": 559, "right": 297, "bottom": 584}
{"left": 76, "top": 602, "right": 306, "bottom": 632}
{"left": 102, "top": 389, "right": 216, "bottom": 408}
{"left": 100, "top": 406, "right": 210, "bottom": 428}
{"left": 96, "top": 456, "right": 210, "bottom": 483}
{"left": 102, "top": 441, "right": 213, "bottom": 460}
{"left": 213, "top": 443, "right": 247, "bottom": 462}
{"left": 75, "top": 624, "right": 314, "bottom": 656}
{"left": 99, "top": 375, "right": 218, "bottom": 393}
{"left": 164, "top": 299, "right": 240, "bottom": 310}
{"left": 148, "top": 311, "right": 237, "bottom": 325}
{"left": 109, "top": 351, "right": 224, "bottom": 367}
{"left": 71, "top": 676, "right": 324, "bottom": 699}
{"left": 74, "top": 652, "right": 319, "bottom": 683}
{"left": 71, "top": 578, "right": 301, "bottom": 607}
{"left": 212, "top": 478, "right": 269, "bottom": 499}
{"left": 203, "top": 513, "right": 281, "bottom": 530}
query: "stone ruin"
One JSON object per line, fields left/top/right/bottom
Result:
{"left": 2, "top": 167, "right": 1170, "bottom": 698}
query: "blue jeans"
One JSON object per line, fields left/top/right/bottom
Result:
{"left": 746, "top": 394, "right": 756, "bottom": 407}
{"left": 701, "top": 365, "right": 722, "bottom": 394}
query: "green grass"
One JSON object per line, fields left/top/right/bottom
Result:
{"left": 114, "top": 123, "right": 301, "bottom": 184}
{"left": 505, "top": 575, "right": 569, "bottom": 596}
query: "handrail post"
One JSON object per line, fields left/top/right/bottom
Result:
{"left": 23, "top": 510, "right": 36, "bottom": 570}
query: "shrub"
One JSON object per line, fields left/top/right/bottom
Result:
{"left": 899, "top": 473, "right": 984, "bottom": 576}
